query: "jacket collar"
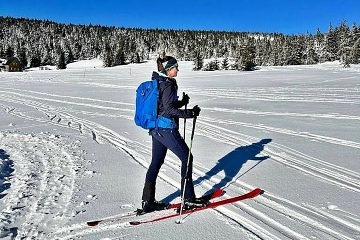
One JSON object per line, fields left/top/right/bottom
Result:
{"left": 152, "top": 71, "right": 176, "bottom": 83}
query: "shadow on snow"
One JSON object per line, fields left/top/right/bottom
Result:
{"left": 0, "top": 149, "right": 14, "bottom": 199}
{"left": 0, "top": 149, "right": 18, "bottom": 239}
{"left": 161, "top": 138, "right": 272, "bottom": 203}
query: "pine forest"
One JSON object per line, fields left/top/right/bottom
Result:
{"left": 1, "top": 16, "right": 359, "bottom": 70}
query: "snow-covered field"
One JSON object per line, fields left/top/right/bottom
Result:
{"left": 0, "top": 59, "right": 359, "bottom": 240}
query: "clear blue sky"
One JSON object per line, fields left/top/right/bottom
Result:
{"left": 1, "top": 0, "right": 360, "bottom": 34}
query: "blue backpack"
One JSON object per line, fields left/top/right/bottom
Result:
{"left": 134, "top": 79, "right": 175, "bottom": 130}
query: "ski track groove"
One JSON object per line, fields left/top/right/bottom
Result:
{"left": 0, "top": 132, "right": 82, "bottom": 239}
{"left": 1, "top": 85, "right": 359, "bottom": 239}
{"left": 200, "top": 116, "right": 360, "bottom": 149}
{"left": 191, "top": 120, "right": 360, "bottom": 239}
{"left": 1, "top": 94, "right": 276, "bottom": 239}
{"left": 204, "top": 107, "right": 360, "bottom": 121}
{"left": 198, "top": 118, "right": 360, "bottom": 192}
{"left": 191, "top": 86, "right": 360, "bottom": 105}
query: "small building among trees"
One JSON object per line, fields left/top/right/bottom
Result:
{"left": 0, "top": 57, "right": 22, "bottom": 72}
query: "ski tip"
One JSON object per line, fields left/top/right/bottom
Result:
{"left": 129, "top": 221, "right": 141, "bottom": 226}
{"left": 87, "top": 220, "right": 101, "bottom": 227}
{"left": 253, "top": 188, "right": 263, "bottom": 196}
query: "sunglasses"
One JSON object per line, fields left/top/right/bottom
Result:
{"left": 169, "top": 63, "right": 178, "bottom": 70}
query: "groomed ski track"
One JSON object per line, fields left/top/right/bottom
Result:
{"left": 0, "top": 62, "right": 359, "bottom": 239}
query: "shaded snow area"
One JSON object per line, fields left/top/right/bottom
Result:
{"left": 0, "top": 60, "right": 359, "bottom": 239}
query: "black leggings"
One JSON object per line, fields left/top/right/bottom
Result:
{"left": 145, "top": 128, "right": 195, "bottom": 199}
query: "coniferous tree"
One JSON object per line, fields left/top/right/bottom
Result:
{"left": 0, "top": 16, "right": 359, "bottom": 70}
{"left": 314, "top": 29, "right": 327, "bottom": 63}
{"left": 337, "top": 21, "right": 352, "bottom": 67}
{"left": 254, "top": 37, "right": 266, "bottom": 66}
{"left": 6, "top": 46, "right": 14, "bottom": 57}
{"left": 113, "top": 45, "right": 126, "bottom": 66}
{"left": 349, "top": 24, "right": 360, "bottom": 64}
{"left": 261, "top": 39, "right": 273, "bottom": 66}
{"left": 42, "top": 46, "right": 53, "bottom": 65}
{"left": 102, "top": 42, "right": 113, "bottom": 67}
{"left": 17, "top": 47, "right": 28, "bottom": 69}
{"left": 30, "top": 55, "right": 41, "bottom": 68}
{"left": 0, "top": 48, "right": 5, "bottom": 58}
{"left": 351, "top": 38, "right": 360, "bottom": 64}
{"left": 193, "top": 51, "right": 204, "bottom": 71}
{"left": 64, "top": 45, "right": 75, "bottom": 64}
{"left": 56, "top": 47, "right": 67, "bottom": 69}
{"left": 221, "top": 57, "right": 229, "bottom": 70}
{"left": 325, "top": 23, "right": 339, "bottom": 61}
{"left": 304, "top": 36, "right": 319, "bottom": 65}
{"left": 236, "top": 39, "right": 256, "bottom": 70}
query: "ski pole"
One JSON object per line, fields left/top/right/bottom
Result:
{"left": 176, "top": 116, "right": 197, "bottom": 224}
{"left": 183, "top": 92, "right": 187, "bottom": 141}
{"left": 183, "top": 103, "right": 187, "bottom": 141}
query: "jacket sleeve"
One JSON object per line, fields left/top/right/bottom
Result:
{"left": 161, "top": 83, "right": 194, "bottom": 119}
{"left": 173, "top": 99, "right": 185, "bottom": 109}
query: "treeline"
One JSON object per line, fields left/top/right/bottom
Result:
{"left": 0, "top": 16, "right": 359, "bottom": 70}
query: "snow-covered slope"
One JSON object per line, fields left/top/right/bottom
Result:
{"left": 0, "top": 60, "right": 359, "bottom": 239}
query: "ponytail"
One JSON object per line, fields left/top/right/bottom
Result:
{"left": 157, "top": 57, "right": 166, "bottom": 74}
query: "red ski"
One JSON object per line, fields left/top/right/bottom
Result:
{"left": 129, "top": 188, "right": 262, "bottom": 226}
{"left": 168, "top": 188, "right": 223, "bottom": 209}
{"left": 87, "top": 188, "right": 223, "bottom": 227}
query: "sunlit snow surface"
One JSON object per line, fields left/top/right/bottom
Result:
{"left": 0, "top": 60, "right": 359, "bottom": 239}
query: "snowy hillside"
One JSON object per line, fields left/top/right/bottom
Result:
{"left": 0, "top": 60, "right": 359, "bottom": 239}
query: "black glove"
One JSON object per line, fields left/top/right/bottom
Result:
{"left": 192, "top": 105, "right": 201, "bottom": 117}
{"left": 182, "top": 92, "right": 190, "bottom": 106}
